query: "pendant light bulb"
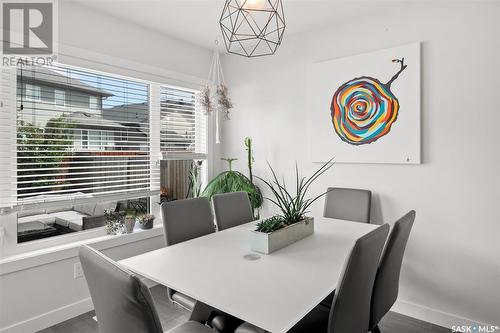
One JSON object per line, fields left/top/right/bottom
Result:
{"left": 242, "top": 0, "right": 265, "bottom": 10}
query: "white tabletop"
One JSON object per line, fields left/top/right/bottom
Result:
{"left": 120, "top": 217, "right": 377, "bottom": 333}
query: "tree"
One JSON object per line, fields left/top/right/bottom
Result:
{"left": 17, "top": 114, "right": 74, "bottom": 194}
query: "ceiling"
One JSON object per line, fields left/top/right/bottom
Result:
{"left": 72, "top": 0, "right": 388, "bottom": 49}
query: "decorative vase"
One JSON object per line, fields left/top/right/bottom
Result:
{"left": 251, "top": 217, "right": 314, "bottom": 254}
{"left": 124, "top": 217, "right": 135, "bottom": 233}
{"left": 140, "top": 218, "right": 154, "bottom": 230}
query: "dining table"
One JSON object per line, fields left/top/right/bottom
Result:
{"left": 119, "top": 216, "right": 378, "bottom": 333}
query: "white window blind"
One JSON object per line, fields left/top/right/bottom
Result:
{"left": 1, "top": 63, "right": 156, "bottom": 207}
{"left": 160, "top": 86, "right": 207, "bottom": 159}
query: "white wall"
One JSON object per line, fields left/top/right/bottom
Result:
{"left": 219, "top": 1, "right": 500, "bottom": 328}
{"left": 0, "top": 231, "right": 165, "bottom": 333}
{"left": 59, "top": 1, "right": 211, "bottom": 79}
{"left": 0, "top": 2, "right": 212, "bottom": 332}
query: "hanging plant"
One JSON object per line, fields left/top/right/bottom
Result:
{"left": 199, "top": 85, "right": 214, "bottom": 115}
{"left": 217, "top": 84, "right": 233, "bottom": 120}
{"left": 201, "top": 40, "right": 234, "bottom": 142}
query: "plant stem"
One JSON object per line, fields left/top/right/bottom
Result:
{"left": 386, "top": 57, "right": 407, "bottom": 87}
{"left": 245, "top": 137, "right": 253, "bottom": 183}
{"left": 221, "top": 157, "right": 238, "bottom": 171}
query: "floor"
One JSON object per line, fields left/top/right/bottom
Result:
{"left": 38, "top": 285, "right": 450, "bottom": 333}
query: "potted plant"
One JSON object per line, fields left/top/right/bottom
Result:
{"left": 252, "top": 158, "right": 334, "bottom": 254}
{"left": 139, "top": 214, "right": 155, "bottom": 230}
{"left": 200, "top": 137, "right": 263, "bottom": 218}
{"left": 104, "top": 210, "right": 124, "bottom": 235}
{"left": 124, "top": 209, "right": 137, "bottom": 233}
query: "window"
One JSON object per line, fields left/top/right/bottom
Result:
{"left": 160, "top": 86, "right": 207, "bottom": 158}
{"left": 80, "top": 130, "right": 113, "bottom": 151}
{"left": 88, "top": 130, "right": 101, "bottom": 149}
{"left": 81, "top": 129, "right": 88, "bottom": 149}
{"left": 89, "top": 96, "right": 98, "bottom": 111}
{"left": 0, "top": 63, "right": 208, "bottom": 246}
{"left": 15, "top": 64, "right": 152, "bottom": 202}
{"left": 25, "top": 84, "right": 41, "bottom": 102}
{"left": 54, "top": 89, "right": 65, "bottom": 106}
{"left": 159, "top": 86, "right": 207, "bottom": 201}
{"left": 9, "top": 64, "right": 155, "bottom": 242}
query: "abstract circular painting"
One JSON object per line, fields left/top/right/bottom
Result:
{"left": 330, "top": 58, "right": 407, "bottom": 145}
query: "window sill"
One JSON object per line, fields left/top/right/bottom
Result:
{"left": 0, "top": 224, "right": 164, "bottom": 275}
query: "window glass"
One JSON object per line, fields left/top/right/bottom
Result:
{"left": 14, "top": 64, "right": 152, "bottom": 243}
{"left": 81, "top": 129, "right": 88, "bottom": 149}
{"left": 17, "top": 197, "right": 150, "bottom": 243}
{"left": 25, "top": 84, "right": 41, "bottom": 101}
{"left": 88, "top": 130, "right": 101, "bottom": 149}
{"left": 54, "top": 89, "right": 65, "bottom": 106}
{"left": 89, "top": 95, "right": 98, "bottom": 111}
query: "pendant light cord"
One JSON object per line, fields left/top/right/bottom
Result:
{"left": 19, "top": 61, "right": 24, "bottom": 111}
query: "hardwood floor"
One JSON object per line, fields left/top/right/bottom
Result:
{"left": 38, "top": 285, "right": 449, "bottom": 333}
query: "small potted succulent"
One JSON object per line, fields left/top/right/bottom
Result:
{"left": 124, "top": 209, "right": 137, "bottom": 233}
{"left": 139, "top": 214, "right": 155, "bottom": 230}
{"left": 252, "top": 158, "right": 334, "bottom": 254}
{"left": 104, "top": 210, "right": 124, "bottom": 235}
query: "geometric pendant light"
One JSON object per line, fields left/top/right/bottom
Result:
{"left": 219, "top": 0, "right": 286, "bottom": 57}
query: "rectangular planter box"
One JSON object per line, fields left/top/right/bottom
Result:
{"left": 251, "top": 217, "right": 314, "bottom": 254}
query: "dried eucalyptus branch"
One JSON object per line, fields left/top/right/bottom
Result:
{"left": 217, "top": 84, "right": 233, "bottom": 120}
{"left": 199, "top": 85, "right": 214, "bottom": 114}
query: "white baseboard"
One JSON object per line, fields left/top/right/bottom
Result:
{"left": 392, "top": 299, "right": 486, "bottom": 329}
{"left": 0, "top": 297, "right": 93, "bottom": 333}
{"left": 0, "top": 294, "right": 484, "bottom": 332}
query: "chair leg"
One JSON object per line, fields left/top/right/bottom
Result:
{"left": 371, "top": 325, "right": 381, "bottom": 333}
{"left": 189, "top": 301, "right": 214, "bottom": 324}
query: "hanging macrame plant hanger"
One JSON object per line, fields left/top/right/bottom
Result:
{"left": 201, "top": 40, "right": 233, "bottom": 144}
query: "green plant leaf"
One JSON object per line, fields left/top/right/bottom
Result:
{"left": 256, "top": 158, "right": 335, "bottom": 226}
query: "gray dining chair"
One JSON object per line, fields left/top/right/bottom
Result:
{"left": 78, "top": 245, "right": 213, "bottom": 333}
{"left": 236, "top": 224, "right": 390, "bottom": 333}
{"left": 212, "top": 191, "right": 254, "bottom": 231}
{"left": 323, "top": 187, "right": 372, "bottom": 223}
{"left": 161, "top": 197, "right": 216, "bottom": 311}
{"left": 370, "top": 210, "right": 416, "bottom": 333}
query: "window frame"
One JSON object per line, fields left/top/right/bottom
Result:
{"left": 88, "top": 129, "right": 102, "bottom": 150}
{"left": 54, "top": 89, "right": 65, "bottom": 107}
{"left": 25, "top": 83, "right": 42, "bottom": 102}
{"left": 89, "top": 95, "right": 98, "bottom": 111}
{"left": 81, "top": 129, "right": 89, "bottom": 149}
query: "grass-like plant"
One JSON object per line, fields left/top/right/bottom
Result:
{"left": 256, "top": 158, "right": 334, "bottom": 228}
{"left": 255, "top": 215, "right": 286, "bottom": 233}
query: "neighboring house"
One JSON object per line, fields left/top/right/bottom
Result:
{"left": 16, "top": 66, "right": 151, "bottom": 152}
{"left": 17, "top": 66, "right": 113, "bottom": 128}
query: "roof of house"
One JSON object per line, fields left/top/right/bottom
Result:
{"left": 103, "top": 102, "right": 149, "bottom": 133}
{"left": 66, "top": 111, "right": 130, "bottom": 130}
{"left": 17, "top": 66, "right": 114, "bottom": 97}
